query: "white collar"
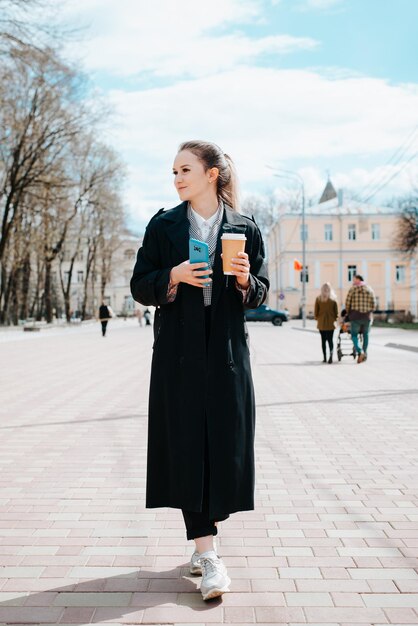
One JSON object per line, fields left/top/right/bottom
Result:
{"left": 190, "top": 203, "right": 222, "bottom": 228}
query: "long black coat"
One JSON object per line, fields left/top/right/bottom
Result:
{"left": 130, "top": 201, "right": 269, "bottom": 519}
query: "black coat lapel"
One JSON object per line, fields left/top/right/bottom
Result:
{"left": 161, "top": 201, "right": 189, "bottom": 261}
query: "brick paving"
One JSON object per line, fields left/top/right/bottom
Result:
{"left": 0, "top": 318, "right": 417, "bottom": 625}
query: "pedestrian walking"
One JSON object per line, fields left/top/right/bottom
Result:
{"left": 345, "top": 274, "right": 377, "bottom": 363}
{"left": 314, "top": 282, "right": 338, "bottom": 363}
{"left": 130, "top": 140, "right": 269, "bottom": 601}
{"left": 143, "top": 308, "right": 151, "bottom": 326}
{"left": 98, "top": 302, "right": 113, "bottom": 337}
{"left": 136, "top": 308, "right": 143, "bottom": 327}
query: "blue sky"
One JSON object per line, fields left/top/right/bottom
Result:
{"left": 255, "top": 0, "right": 418, "bottom": 83}
{"left": 63, "top": 0, "right": 418, "bottom": 233}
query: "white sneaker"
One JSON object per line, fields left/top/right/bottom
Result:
{"left": 199, "top": 551, "right": 231, "bottom": 601}
{"left": 189, "top": 537, "right": 218, "bottom": 576}
{"left": 190, "top": 550, "right": 202, "bottom": 575}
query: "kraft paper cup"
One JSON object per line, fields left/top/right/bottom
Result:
{"left": 221, "top": 233, "right": 246, "bottom": 275}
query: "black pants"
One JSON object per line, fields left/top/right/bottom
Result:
{"left": 181, "top": 306, "right": 230, "bottom": 540}
{"left": 101, "top": 320, "right": 108, "bottom": 336}
{"left": 320, "top": 329, "right": 334, "bottom": 358}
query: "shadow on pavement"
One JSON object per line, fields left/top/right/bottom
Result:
{"left": 258, "top": 361, "right": 327, "bottom": 366}
{"left": 0, "top": 414, "right": 147, "bottom": 430}
{"left": 257, "top": 388, "right": 418, "bottom": 407}
{"left": 0, "top": 565, "right": 222, "bottom": 624}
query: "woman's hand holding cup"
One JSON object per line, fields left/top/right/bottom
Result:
{"left": 230, "top": 251, "right": 251, "bottom": 288}
{"left": 170, "top": 261, "right": 212, "bottom": 289}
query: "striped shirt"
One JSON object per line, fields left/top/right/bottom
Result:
{"left": 188, "top": 202, "right": 223, "bottom": 306}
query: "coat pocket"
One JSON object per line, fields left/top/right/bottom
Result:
{"left": 227, "top": 338, "right": 235, "bottom": 368}
{"left": 152, "top": 309, "right": 162, "bottom": 349}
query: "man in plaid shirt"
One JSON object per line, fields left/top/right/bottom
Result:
{"left": 345, "top": 274, "right": 377, "bottom": 363}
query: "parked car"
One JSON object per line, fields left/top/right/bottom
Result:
{"left": 245, "top": 304, "right": 290, "bottom": 326}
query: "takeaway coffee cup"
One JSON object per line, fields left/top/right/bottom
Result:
{"left": 221, "top": 233, "right": 247, "bottom": 275}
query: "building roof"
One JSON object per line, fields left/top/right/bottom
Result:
{"left": 319, "top": 180, "right": 337, "bottom": 203}
{"left": 309, "top": 196, "right": 397, "bottom": 216}
{"left": 282, "top": 195, "right": 398, "bottom": 217}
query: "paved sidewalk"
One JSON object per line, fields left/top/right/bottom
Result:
{"left": 0, "top": 319, "right": 418, "bottom": 625}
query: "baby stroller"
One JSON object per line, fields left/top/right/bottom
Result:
{"left": 336, "top": 310, "right": 362, "bottom": 361}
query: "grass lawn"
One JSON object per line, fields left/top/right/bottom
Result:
{"left": 373, "top": 321, "right": 418, "bottom": 330}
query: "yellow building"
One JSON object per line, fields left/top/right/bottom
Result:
{"left": 268, "top": 183, "right": 417, "bottom": 318}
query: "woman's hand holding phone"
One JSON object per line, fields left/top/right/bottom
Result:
{"left": 170, "top": 261, "right": 212, "bottom": 288}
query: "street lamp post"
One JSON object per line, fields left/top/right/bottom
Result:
{"left": 269, "top": 168, "right": 307, "bottom": 328}
{"left": 301, "top": 185, "right": 306, "bottom": 328}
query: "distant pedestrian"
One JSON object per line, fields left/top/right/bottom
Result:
{"left": 137, "top": 308, "right": 144, "bottom": 327}
{"left": 143, "top": 308, "right": 151, "bottom": 326}
{"left": 345, "top": 274, "right": 376, "bottom": 363}
{"left": 98, "top": 302, "right": 113, "bottom": 337}
{"left": 314, "top": 282, "right": 338, "bottom": 363}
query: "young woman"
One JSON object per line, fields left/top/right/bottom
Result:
{"left": 130, "top": 141, "right": 269, "bottom": 600}
{"left": 314, "top": 282, "right": 338, "bottom": 363}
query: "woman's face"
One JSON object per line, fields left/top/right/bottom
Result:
{"left": 172, "top": 150, "right": 216, "bottom": 202}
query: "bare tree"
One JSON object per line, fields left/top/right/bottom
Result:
{"left": 0, "top": 1, "right": 129, "bottom": 325}
{"left": 0, "top": 0, "right": 70, "bottom": 59}
{"left": 56, "top": 139, "right": 126, "bottom": 321}
{"left": 241, "top": 193, "right": 280, "bottom": 242}
{"left": 394, "top": 198, "right": 418, "bottom": 257}
{"left": 79, "top": 154, "right": 126, "bottom": 320}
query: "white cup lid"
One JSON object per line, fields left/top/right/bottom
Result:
{"left": 221, "top": 233, "right": 246, "bottom": 240}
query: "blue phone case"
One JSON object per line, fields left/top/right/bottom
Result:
{"left": 189, "top": 238, "right": 210, "bottom": 285}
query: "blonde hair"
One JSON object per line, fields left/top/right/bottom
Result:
{"left": 178, "top": 140, "right": 239, "bottom": 210}
{"left": 320, "top": 282, "right": 336, "bottom": 302}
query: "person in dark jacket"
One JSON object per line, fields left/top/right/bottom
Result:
{"left": 130, "top": 140, "right": 269, "bottom": 601}
{"left": 98, "top": 302, "right": 113, "bottom": 337}
{"left": 314, "top": 282, "right": 338, "bottom": 363}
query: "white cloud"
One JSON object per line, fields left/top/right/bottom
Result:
{"left": 59, "top": 0, "right": 417, "bottom": 230}
{"left": 62, "top": 0, "right": 318, "bottom": 78}
{"left": 299, "top": 0, "right": 345, "bottom": 10}
{"left": 99, "top": 67, "right": 418, "bottom": 224}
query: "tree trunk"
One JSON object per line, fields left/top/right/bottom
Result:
{"left": 19, "top": 255, "right": 31, "bottom": 320}
{"left": 44, "top": 260, "right": 52, "bottom": 323}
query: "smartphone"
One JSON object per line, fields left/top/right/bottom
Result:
{"left": 189, "top": 238, "right": 210, "bottom": 286}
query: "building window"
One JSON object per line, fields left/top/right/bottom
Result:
{"left": 348, "top": 265, "right": 357, "bottom": 282}
{"left": 300, "top": 265, "right": 309, "bottom": 283}
{"left": 324, "top": 224, "right": 333, "bottom": 241}
{"left": 300, "top": 224, "right": 308, "bottom": 242}
{"left": 348, "top": 224, "right": 356, "bottom": 240}
{"left": 124, "top": 295, "right": 135, "bottom": 312}
{"left": 77, "top": 271, "right": 84, "bottom": 283}
{"left": 396, "top": 265, "right": 406, "bottom": 283}
{"left": 64, "top": 271, "right": 70, "bottom": 284}
{"left": 371, "top": 223, "right": 380, "bottom": 240}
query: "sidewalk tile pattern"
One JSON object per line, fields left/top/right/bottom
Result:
{"left": 0, "top": 320, "right": 417, "bottom": 624}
